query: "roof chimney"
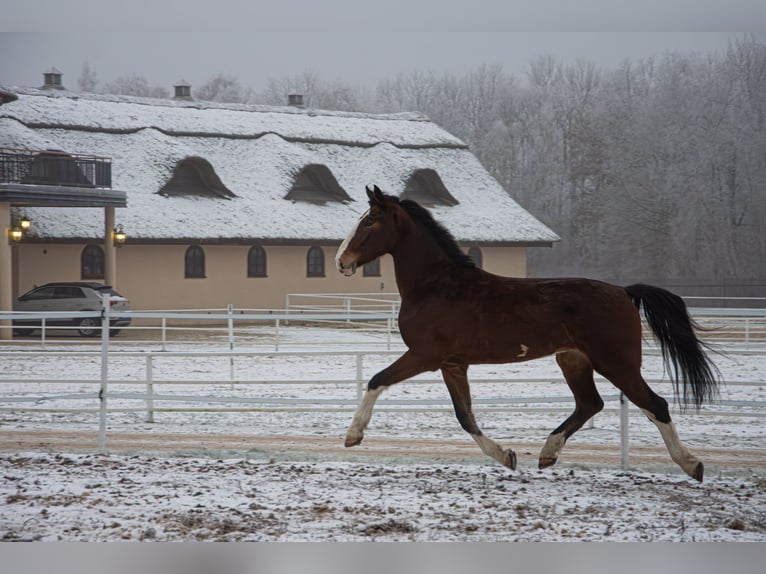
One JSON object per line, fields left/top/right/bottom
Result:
{"left": 288, "top": 94, "right": 304, "bottom": 108}
{"left": 173, "top": 80, "right": 193, "bottom": 100}
{"left": 41, "top": 67, "right": 65, "bottom": 90}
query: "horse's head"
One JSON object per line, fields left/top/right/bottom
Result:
{"left": 335, "top": 185, "right": 400, "bottom": 277}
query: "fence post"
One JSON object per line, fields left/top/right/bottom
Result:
{"left": 356, "top": 353, "right": 364, "bottom": 402}
{"left": 40, "top": 318, "right": 46, "bottom": 350}
{"left": 284, "top": 294, "right": 290, "bottom": 325}
{"left": 345, "top": 297, "right": 352, "bottom": 324}
{"left": 620, "top": 392, "right": 629, "bottom": 470}
{"left": 275, "top": 319, "right": 280, "bottom": 351}
{"left": 161, "top": 317, "right": 167, "bottom": 352}
{"left": 98, "top": 294, "right": 110, "bottom": 451}
{"left": 228, "top": 304, "right": 235, "bottom": 386}
{"left": 227, "top": 304, "right": 235, "bottom": 350}
{"left": 386, "top": 302, "right": 395, "bottom": 350}
{"left": 145, "top": 354, "right": 154, "bottom": 423}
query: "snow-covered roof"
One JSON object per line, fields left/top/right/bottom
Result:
{"left": 0, "top": 88, "right": 558, "bottom": 245}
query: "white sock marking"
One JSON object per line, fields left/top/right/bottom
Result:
{"left": 642, "top": 408, "right": 699, "bottom": 475}
{"left": 346, "top": 385, "right": 383, "bottom": 442}
{"left": 540, "top": 431, "right": 566, "bottom": 461}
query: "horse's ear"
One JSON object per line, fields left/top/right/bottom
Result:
{"left": 366, "top": 185, "right": 386, "bottom": 207}
{"left": 372, "top": 185, "right": 386, "bottom": 205}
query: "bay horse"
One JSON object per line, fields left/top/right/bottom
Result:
{"left": 335, "top": 185, "right": 720, "bottom": 481}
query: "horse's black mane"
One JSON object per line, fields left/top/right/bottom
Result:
{"left": 374, "top": 194, "right": 476, "bottom": 268}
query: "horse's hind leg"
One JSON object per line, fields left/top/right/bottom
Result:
{"left": 539, "top": 350, "right": 604, "bottom": 469}
{"left": 441, "top": 362, "right": 516, "bottom": 470}
{"left": 605, "top": 372, "right": 704, "bottom": 481}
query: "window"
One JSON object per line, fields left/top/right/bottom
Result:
{"left": 363, "top": 258, "right": 381, "bottom": 277}
{"left": 401, "top": 169, "right": 459, "bottom": 206}
{"left": 285, "top": 165, "right": 351, "bottom": 203}
{"left": 55, "top": 286, "right": 85, "bottom": 299}
{"left": 247, "top": 245, "right": 267, "bottom": 277}
{"left": 23, "top": 286, "right": 57, "bottom": 301}
{"left": 467, "top": 246, "right": 483, "bottom": 269}
{"left": 307, "top": 246, "right": 325, "bottom": 277}
{"left": 158, "top": 157, "right": 235, "bottom": 199}
{"left": 185, "top": 245, "right": 206, "bottom": 278}
{"left": 81, "top": 245, "right": 104, "bottom": 279}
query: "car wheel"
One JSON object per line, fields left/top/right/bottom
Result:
{"left": 109, "top": 329, "right": 121, "bottom": 337}
{"left": 78, "top": 318, "right": 101, "bottom": 337}
{"left": 13, "top": 328, "right": 35, "bottom": 336}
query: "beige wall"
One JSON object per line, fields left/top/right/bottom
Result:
{"left": 16, "top": 243, "right": 528, "bottom": 310}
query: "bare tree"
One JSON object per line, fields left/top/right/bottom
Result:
{"left": 103, "top": 73, "right": 169, "bottom": 98}
{"left": 196, "top": 73, "right": 251, "bottom": 103}
{"left": 77, "top": 61, "right": 99, "bottom": 93}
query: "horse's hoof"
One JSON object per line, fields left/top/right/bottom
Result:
{"left": 344, "top": 434, "right": 363, "bottom": 448}
{"left": 538, "top": 456, "right": 557, "bottom": 469}
{"left": 505, "top": 449, "right": 517, "bottom": 470}
{"left": 692, "top": 461, "right": 704, "bottom": 482}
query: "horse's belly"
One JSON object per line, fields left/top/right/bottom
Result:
{"left": 402, "top": 321, "right": 567, "bottom": 365}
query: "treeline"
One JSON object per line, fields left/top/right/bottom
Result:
{"left": 78, "top": 36, "right": 766, "bottom": 283}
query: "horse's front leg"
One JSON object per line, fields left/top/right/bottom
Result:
{"left": 345, "top": 350, "right": 437, "bottom": 447}
{"left": 442, "top": 362, "right": 516, "bottom": 470}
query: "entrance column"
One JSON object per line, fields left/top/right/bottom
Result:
{"left": 0, "top": 202, "right": 12, "bottom": 340}
{"left": 104, "top": 206, "right": 116, "bottom": 288}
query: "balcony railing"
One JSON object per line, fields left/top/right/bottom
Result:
{"left": 0, "top": 146, "right": 112, "bottom": 189}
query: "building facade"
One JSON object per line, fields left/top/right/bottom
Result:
{"left": 0, "top": 74, "right": 558, "bottom": 313}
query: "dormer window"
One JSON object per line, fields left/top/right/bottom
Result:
{"left": 285, "top": 164, "right": 351, "bottom": 204}
{"left": 401, "top": 169, "right": 458, "bottom": 207}
{"left": 158, "top": 157, "right": 235, "bottom": 199}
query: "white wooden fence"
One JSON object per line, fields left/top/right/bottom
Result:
{"left": 1, "top": 297, "right": 764, "bottom": 469}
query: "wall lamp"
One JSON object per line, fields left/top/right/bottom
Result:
{"left": 8, "top": 213, "right": 31, "bottom": 243}
{"left": 113, "top": 224, "right": 126, "bottom": 246}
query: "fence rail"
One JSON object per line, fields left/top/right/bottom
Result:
{"left": 0, "top": 146, "right": 112, "bottom": 188}
{"left": 1, "top": 299, "right": 765, "bottom": 470}
{"left": 3, "top": 301, "right": 766, "bottom": 351}
{"left": 1, "top": 342, "right": 764, "bottom": 469}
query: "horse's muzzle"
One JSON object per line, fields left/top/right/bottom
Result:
{"left": 338, "top": 261, "right": 357, "bottom": 277}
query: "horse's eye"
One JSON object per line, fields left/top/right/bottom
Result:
{"left": 363, "top": 217, "right": 376, "bottom": 228}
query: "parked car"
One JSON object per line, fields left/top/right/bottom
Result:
{"left": 13, "top": 282, "right": 131, "bottom": 337}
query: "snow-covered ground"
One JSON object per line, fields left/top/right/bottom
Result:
{"left": 1, "top": 325, "right": 764, "bottom": 541}
{"left": 2, "top": 452, "right": 765, "bottom": 542}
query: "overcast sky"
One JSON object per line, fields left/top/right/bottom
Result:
{"left": 1, "top": 1, "right": 764, "bottom": 93}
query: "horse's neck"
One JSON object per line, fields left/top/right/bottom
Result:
{"left": 390, "top": 223, "right": 452, "bottom": 298}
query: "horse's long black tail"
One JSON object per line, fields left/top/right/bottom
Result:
{"left": 626, "top": 283, "right": 720, "bottom": 410}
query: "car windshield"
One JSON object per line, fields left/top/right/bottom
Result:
{"left": 23, "top": 287, "right": 57, "bottom": 300}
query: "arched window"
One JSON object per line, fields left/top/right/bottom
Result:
{"left": 247, "top": 245, "right": 267, "bottom": 277}
{"left": 307, "top": 246, "right": 325, "bottom": 277}
{"left": 467, "top": 246, "right": 483, "bottom": 269}
{"left": 363, "top": 258, "right": 381, "bottom": 277}
{"left": 185, "top": 245, "right": 206, "bottom": 278}
{"left": 81, "top": 244, "right": 104, "bottom": 279}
